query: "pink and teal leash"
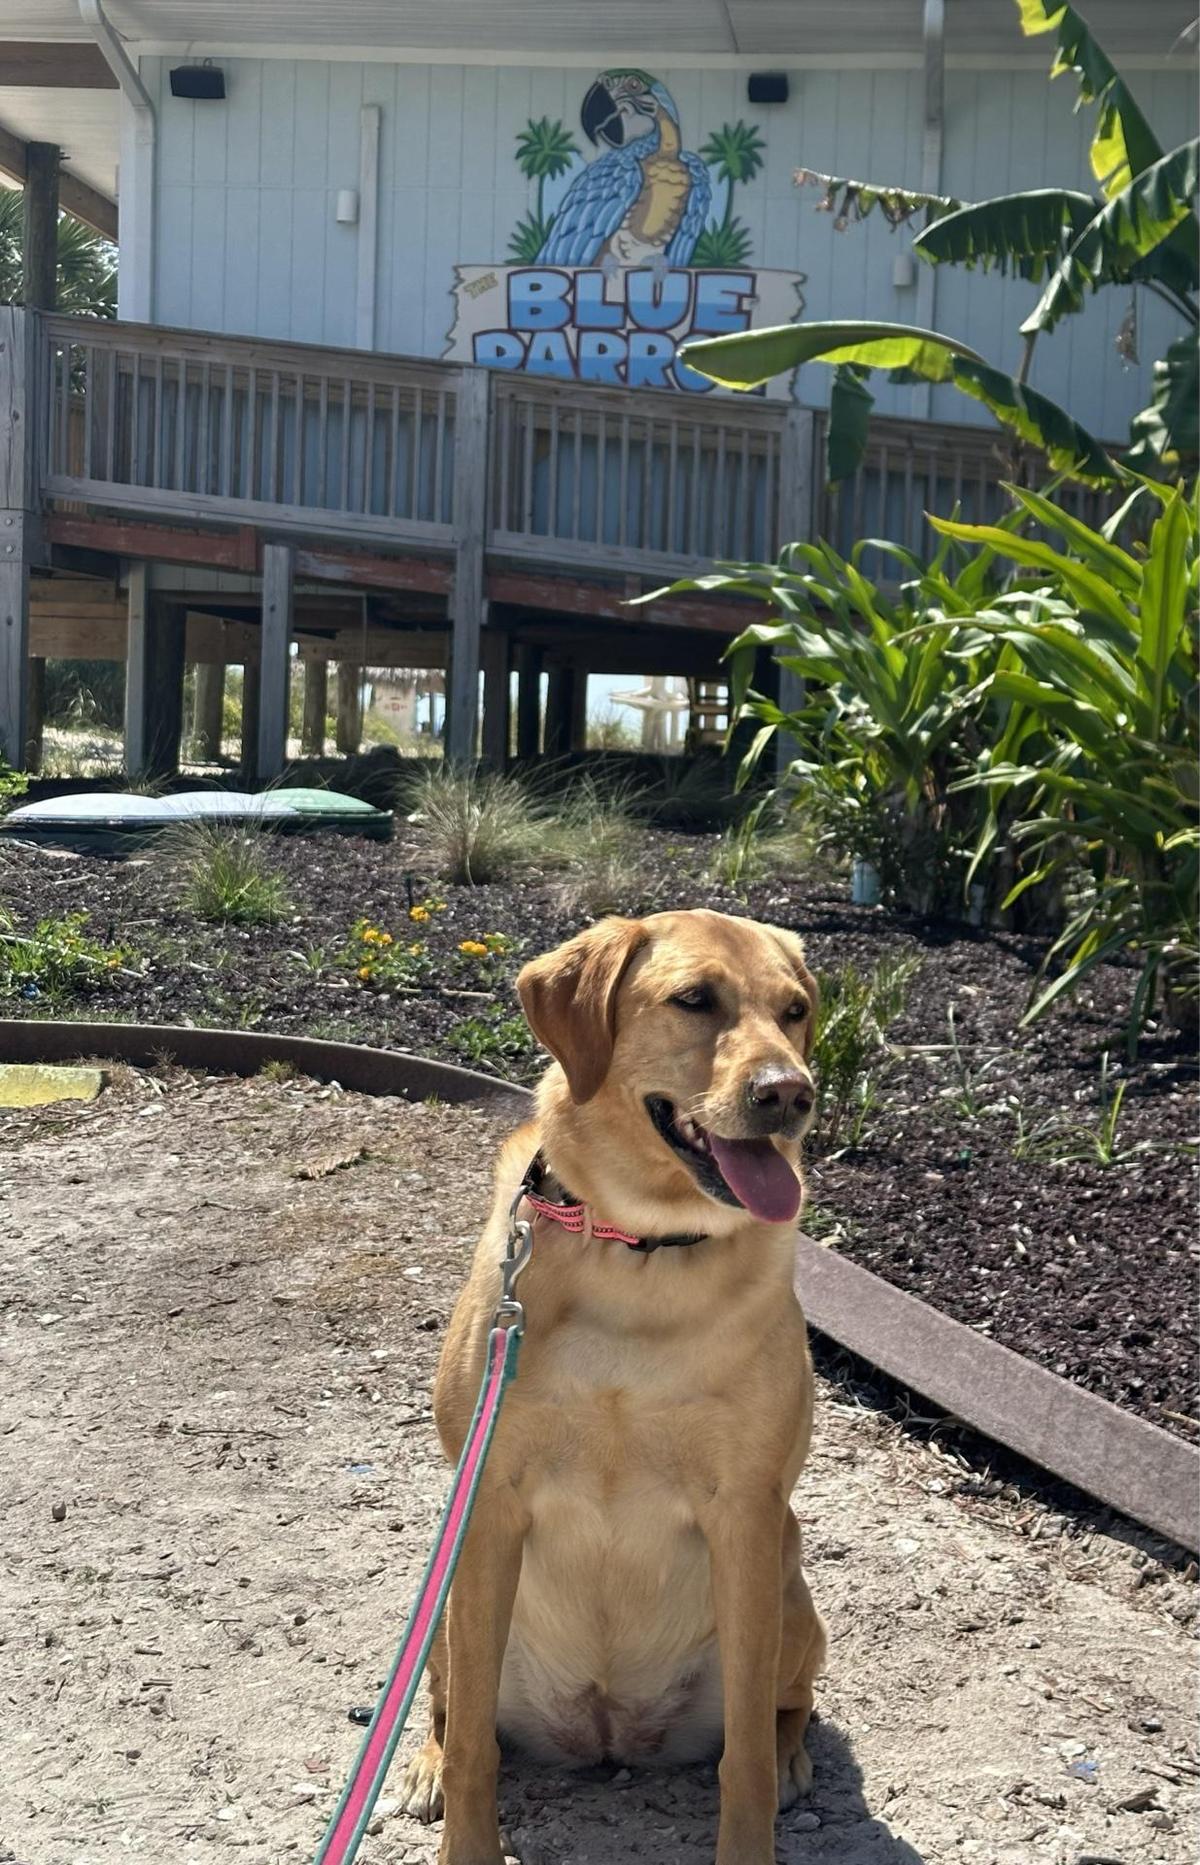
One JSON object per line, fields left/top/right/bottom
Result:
{"left": 314, "top": 1199, "right": 534, "bottom": 1865}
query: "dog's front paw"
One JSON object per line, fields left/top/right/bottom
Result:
{"left": 776, "top": 1730, "right": 813, "bottom": 1810}
{"left": 399, "top": 1733, "right": 445, "bottom": 1823}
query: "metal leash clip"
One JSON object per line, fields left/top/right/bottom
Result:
{"left": 492, "top": 1182, "right": 534, "bottom": 1331}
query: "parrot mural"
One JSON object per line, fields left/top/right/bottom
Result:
{"left": 537, "top": 70, "right": 712, "bottom": 270}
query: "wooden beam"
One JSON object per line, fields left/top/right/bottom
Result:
{"left": 515, "top": 644, "right": 542, "bottom": 759}
{"left": 336, "top": 661, "right": 363, "bottom": 755}
{"left": 294, "top": 546, "right": 451, "bottom": 595}
{"left": 0, "top": 121, "right": 118, "bottom": 241}
{"left": 480, "top": 630, "right": 510, "bottom": 769}
{"left": 446, "top": 367, "right": 489, "bottom": 763}
{"left": 45, "top": 513, "right": 261, "bottom": 573}
{"left": 30, "top": 612, "right": 124, "bottom": 658}
{"left": 191, "top": 662, "right": 225, "bottom": 759}
{"left": 0, "top": 43, "right": 118, "bottom": 88}
{"left": 0, "top": 305, "right": 36, "bottom": 769}
{"left": 258, "top": 542, "right": 292, "bottom": 783}
{"left": 301, "top": 659, "right": 327, "bottom": 757}
{"left": 22, "top": 142, "right": 59, "bottom": 311}
{"left": 486, "top": 568, "right": 755, "bottom": 636}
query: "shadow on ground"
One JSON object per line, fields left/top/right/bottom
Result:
{"left": 496, "top": 1715, "right": 927, "bottom": 1864}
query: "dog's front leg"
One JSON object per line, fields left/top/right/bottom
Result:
{"left": 438, "top": 1483, "right": 526, "bottom": 1865}
{"left": 702, "top": 1489, "right": 786, "bottom": 1865}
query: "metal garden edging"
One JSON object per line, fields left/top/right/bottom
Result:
{"left": 3, "top": 1018, "right": 1196, "bottom": 1552}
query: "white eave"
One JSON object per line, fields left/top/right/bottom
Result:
{"left": 0, "top": 0, "right": 1196, "bottom": 62}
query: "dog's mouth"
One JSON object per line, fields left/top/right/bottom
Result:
{"left": 645, "top": 1096, "right": 802, "bottom": 1225}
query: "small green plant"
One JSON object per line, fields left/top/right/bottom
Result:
{"left": 290, "top": 942, "right": 330, "bottom": 978}
{"left": 0, "top": 908, "right": 129, "bottom": 1004}
{"left": 259, "top": 1058, "right": 297, "bottom": 1083}
{"left": 0, "top": 755, "right": 29, "bottom": 815}
{"left": 937, "top": 1006, "right": 1013, "bottom": 1120}
{"left": 705, "top": 804, "right": 815, "bottom": 893}
{"left": 402, "top": 766, "right": 544, "bottom": 885}
{"left": 169, "top": 820, "right": 293, "bottom": 925}
{"left": 345, "top": 919, "right": 435, "bottom": 991}
{"left": 1011, "top": 1051, "right": 1164, "bottom": 1167}
{"left": 811, "top": 953, "right": 921, "bottom": 1151}
{"left": 453, "top": 931, "right": 520, "bottom": 983}
{"left": 446, "top": 1005, "right": 538, "bottom": 1074}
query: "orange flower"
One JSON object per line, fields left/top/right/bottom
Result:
{"left": 458, "top": 939, "right": 488, "bottom": 957}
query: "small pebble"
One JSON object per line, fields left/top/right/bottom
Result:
{"left": 50, "top": 1500, "right": 67, "bottom": 1523}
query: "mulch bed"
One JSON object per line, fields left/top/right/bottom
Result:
{"left": 1, "top": 822, "right": 1196, "bottom": 1442}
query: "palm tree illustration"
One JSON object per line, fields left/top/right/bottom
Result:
{"left": 693, "top": 121, "right": 767, "bottom": 266}
{"left": 509, "top": 117, "right": 580, "bottom": 262}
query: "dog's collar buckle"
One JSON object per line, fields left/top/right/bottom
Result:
{"left": 519, "top": 1153, "right": 707, "bottom": 1255}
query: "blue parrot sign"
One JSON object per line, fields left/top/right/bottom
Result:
{"left": 444, "top": 70, "right": 805, "bottom": 394}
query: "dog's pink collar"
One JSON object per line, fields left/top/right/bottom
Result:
{"left": 520, "top": 1153, "right": 707, "bottom": 1255}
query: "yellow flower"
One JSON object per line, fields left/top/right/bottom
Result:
{"left": 459, "top": 939, "right": 488, "bottom": 957}
{"left": 106, "top": 955, "right": 121, "bottom": 969}
{"left": 409, "top": 905, "right": 430, "bottom": 923}
{"left": 378, "top": 932, "right": 394, "bottom": 947}
{"left": 361, "top": 928, "right": 379, "bottom": 944}
{"left": 408, "top": 941, "right": 425, "bottom": 955}
{"left": 357, "top": 965, "right": 374, "bottom": 982}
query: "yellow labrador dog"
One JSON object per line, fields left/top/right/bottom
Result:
{"left": 401, "top": 908, "right": 826, "bottom": 1865}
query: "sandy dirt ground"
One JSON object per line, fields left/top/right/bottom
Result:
{"left": 1, "top": 1068, "right": 1196, "bottom": 1865}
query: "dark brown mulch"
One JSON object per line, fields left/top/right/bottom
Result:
{"left": 1, "top": 824, "right": 1196, "bottom": 1442}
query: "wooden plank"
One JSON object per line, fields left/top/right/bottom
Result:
{"left": 21, "top": 142, "right": 59, "bottom": 312}
{"left": 446, "top": 366, "right": 489, "bottom": 763}
{"left": 794, "top": 1235, "right": 1199, "bottom": 1552}
{"left": 0, "top": 42, "right": 118, "bottom": 88}
{"left": 191, "top": 661, "right": 225, "bottom": 758}
{"left": 480, "top": 627, "right": 510, "bottom": 769}
{"left": 45, "top": 512, "right": 262, "bottom": 574}
{"left": 257, "top": 541, "right": 293, "bottom": 783}
{"left": 0, "top": 123, "right": 117, "bottom": 240}
{"left": 0, "top": 304, "right": 36, "bottom": 769}
{"left": 486, "top": 567, "right": 756, "bottom": 636}
{"left": 300, "top": 657, "right": 328, "bottom": 755}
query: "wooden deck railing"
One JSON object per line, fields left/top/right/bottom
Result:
{"left": 33, "top": 310, "right": 1113, "bottom": 589}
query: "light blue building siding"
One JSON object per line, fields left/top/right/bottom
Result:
{"left": 147, "top": 55, "right": 1194, "bottom": 442}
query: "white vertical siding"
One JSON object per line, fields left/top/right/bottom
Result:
{"left": 144, "top": 53, "right": 1195, "bottom": 442}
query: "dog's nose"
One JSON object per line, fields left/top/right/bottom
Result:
{"left": 746, "top": 1066, "right": 814, "bottom": 1120}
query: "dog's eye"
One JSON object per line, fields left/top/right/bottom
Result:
{"left": 785, "top": 999, "right": 809, "bottom": 1023}
{"left": 670, "top": 986, "right": 714, "bottom": 1012}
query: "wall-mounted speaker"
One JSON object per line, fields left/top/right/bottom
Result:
{"left": 747, "top": 72, "right": 789, "bottom": 106}
{"left": 170, "top": 64, "right": 226, "bottom": 100}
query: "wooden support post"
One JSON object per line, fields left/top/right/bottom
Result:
{"left": 24, "top": 656, "right": 44, "bottom": 773}
{"left": 775, "top": 663, "right": 805, "bottom": 784}
{"left": 22, "top": 142, "right": 60, "bottom": 313}
{"left": 336, "top": 661, "right": 363, "bottom": 755}
{"left": 446, "top": 366, "right": 489, "bottom": 764}
{"left": 480, "top": 629, "right": 511, "bottom": 768}
{"left": 778, "top": 406, "right": 816, "bottom": 553}
{"left": 125, "top": 568, "right": 186, "bottom": 781}
{"left": 570, "top": 667, "right": 589, "bottom": 752}
{"left": 192, "top": 661, "right": 225, "bottom": 760}
{"left": 240, "top": 659, "right": 261, "bottom": 783}
{"left": 544, "top": 666, "right": 575, "bottom": 760}
{"left": 258, "top": 542, "right": 293, "bottom": 783}
{"left": 515, "top": 644, "right": 542, "bottom": 759}
{"left": 301, "top": 658, "right": 328, "bottom": 756}
{"left": 0, "top": 305, "right": 38, "bottom": 770}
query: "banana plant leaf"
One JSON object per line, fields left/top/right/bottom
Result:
{"left": 681, "top": 318, "right": 1120, "bottom": 485}
{"left": 679, "top": 319, "right": 985, "bottom": 389}
{"left": 794, "top": 166, "right": 960, "bottom": 227}
{"left": 1124, "top": 333, "right": 1200, "bottom": 472}
{"left": 1023, "top": 140, "right": 1200, "bottom": 334}
{"left": 913, "top": 189, "right": 1097, "bottom": 278}
{"left": 1013, "top": 0, "right": 1165, "bottom": 195}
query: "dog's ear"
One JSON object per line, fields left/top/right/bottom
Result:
{"left": 517, "top": 917, "right": 647, "bottom": 1103}
{"left": 767, "top": 926, "right": 819, "bottom": 1061}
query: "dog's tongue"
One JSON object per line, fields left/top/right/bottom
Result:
{"left": 708, "top": 1136, "right": 801, "bottom": 1224}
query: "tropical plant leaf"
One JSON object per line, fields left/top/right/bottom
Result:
{"left": 949, "top": 358, "right": 1120, "bottom": 483}
{"left": 794, "top": 167, "right": 959, "bottom": 229}
{"left": 827, "top": 365, "right": 875, "bottom": 484}
{"left": 1013, "top": 0, "right": 1165, "bottom": 195}
{"left": 1023, "top": 140, "right": 1200, "bottom": 333}
{"left": 691, "top": 218, "right": 755, "bottom": 266}
{"left": 1124, "top": 332, "right": 1200, "bottom": 471}
{"left": 914, "top": 189, "right": 1097, "bottom": 278}
{"left": 680, "top": 319, "right": 985, "bottom": 389}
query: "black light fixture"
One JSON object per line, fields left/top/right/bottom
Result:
{"left": 170, "top": 62, "right": 226, "bottom": 100}
{"left": 747, "top": 72, "right": 789, "bottom": 106}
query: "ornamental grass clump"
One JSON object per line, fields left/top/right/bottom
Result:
{"left": 402, "top": 766, "right": 545, "bottom": 885}
{"left": 168, "top": 820, "right": 294, "bottom": 926}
